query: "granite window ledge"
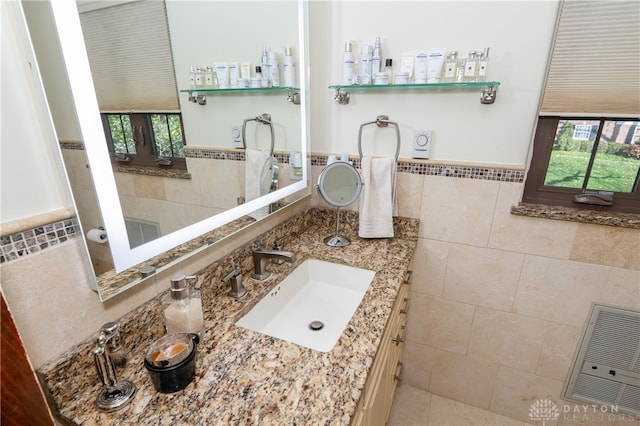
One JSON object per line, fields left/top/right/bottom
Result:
{"left": 112, "top": 165, "right": 191, "bottom": 180}
{"left": 511, "top": 203, "right": 640, "bottom": 230}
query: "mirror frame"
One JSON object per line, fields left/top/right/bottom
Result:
{"left": 49, "top": 0, "right": 309, "bottom": 274}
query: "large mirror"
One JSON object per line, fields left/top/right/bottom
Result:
{"left": 28, "top": 0, "right": 309, "bottom": 300}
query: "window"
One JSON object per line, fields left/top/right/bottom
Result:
{"left": 79, "top": 1, "right": 184, "bottom": 170}
{"left": 523, "top": 117, "right": 639, "bottom": 213}
{"left": 102, "top": 113, "right": 186, "bottom": 169}
{"left": 572, "top": 124, "right": 593, "bottom": 141}
{"left": 522, "top": 0, "right": 639, "bottom": 214}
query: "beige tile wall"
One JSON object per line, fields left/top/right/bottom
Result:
{"left": 400, "top": 175, "right": 640, "bottom": 423}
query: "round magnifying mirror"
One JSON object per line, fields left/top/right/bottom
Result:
{"left": 260, "top": 156, "right": 279, "bottom": 196}
{"left": 317, "top": 161, "right": 363, "bottom": 207}
{"left": 316, "top": 161, "right": 363, "bottom": 247}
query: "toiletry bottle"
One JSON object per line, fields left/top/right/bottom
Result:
{"left": 342, "top": 42, "right": 355, "bottom": 85}
{"left": 204, "top": 66, "right": 215, "bottom": 88}
{"left": 229, "top": 62, "right": 240, "bottom": 88}
{"left": 268, "top": 51, "right": 280, "bottom": 87}
{"left": 289, "top": 150, "right": 302, "bottom": 180}
{"left": 215, "top": 62, "right": 229, "bottom": 88}
{"left": 261, "top": 46, "right": 271, "bottom": 87}
{"left": 372, "top": 36, "right": 382, "bottom": 76}
{"left": 283, "top": 46, "right": 296, "bottom": 87}
{"left": 194, "top": 67, "right": 205, "bottom": 87}
{"left": 189, "top": 65, "right": 196, "bottom": 89}
{"left": 360, "top": 44, "right": 373, "bottom": 85}
{"left": 255, "top": 66, "right": 265, "bottom": 87}
{"left": 463, "top": 50, "right": 478, "bottom": 82}
{"left": 477, "top": 47, "right": 490, "bottom": 81}
{"left": 384, "top": 58, "right": 393, "bottom": 84}
{"left": 455, "top": 54, "right": 465, "bottom": 82}
{"left": 163, "top": 274, "right": 204, "bottom": 336}
{"left": 442, "top": 51, "right": 458, "bottom": 82}
{"left": 414, "top": 52, "right": 428, "bottom": 83}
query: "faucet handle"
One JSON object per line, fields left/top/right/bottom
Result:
{"left": 272, "top": 237, "right": 288, "bottom": 264}
{"left": 222, "top": 267, "right": 246, "bottom": 300}
{"left": 274, "top": 236, "right": 287, "bottom": 249}
{"left": 221, "top": 267, "right": 242, "bottom": 282}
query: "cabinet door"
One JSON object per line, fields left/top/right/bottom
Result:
{"left": 363, "top": 346, "right": 390, "bottom": 426}
{"left": 351, "top": 281, "right": 411, "bottom": 426}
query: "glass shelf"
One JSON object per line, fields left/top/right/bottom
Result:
{"left": 180, "top": 86, "right": 299, "bottom": 94}
{"left": 329, "top": 81, "right": 500, "bottom": 104}
{"left": 180, "top": 86, "right": 300, "bottom": 105}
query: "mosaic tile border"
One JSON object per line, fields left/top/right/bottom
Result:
{"left": 61, "top": 142, "right": 523, "bottom": 183}
{"left": 311, "top": 155, "right": 525, "bottom": 183}
{"left": 0, "top": 218, "right": 81, "bottom": 265}
{"left": 185, "top": 147, "right": 291, "bottom": 165}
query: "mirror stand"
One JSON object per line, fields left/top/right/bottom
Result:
{"left": 324, "top": 207, "right": 350, "bottom": 247}
{"left": 316, "top": 161, "right": 363, "bottom": 248}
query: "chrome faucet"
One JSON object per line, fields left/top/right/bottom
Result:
{"left": 252, "top": 247, "right": 296, "bottom": 280}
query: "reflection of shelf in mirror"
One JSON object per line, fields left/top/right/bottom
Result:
{"left": 329, "top": 81, "right": 501, "bottom": 105}
{"left": 180, "top": 86, "right": 301, "bottom": 105}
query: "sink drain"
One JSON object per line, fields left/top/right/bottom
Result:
{"left": 308, "top": 320, "right": 324, "bottom": 331}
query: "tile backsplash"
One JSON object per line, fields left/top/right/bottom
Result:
{"left": 0, "top": 217, "right": 80, "bottom": 264}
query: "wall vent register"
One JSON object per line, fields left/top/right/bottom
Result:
{"left": 565, "top": 305, "right": 640, "bottom": 415}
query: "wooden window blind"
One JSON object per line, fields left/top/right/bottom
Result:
{"left": 78, "top": 0, "right": 179, "bottom": 112}
{"left": 540, "top": 0, "right": 640, "bottom": 117}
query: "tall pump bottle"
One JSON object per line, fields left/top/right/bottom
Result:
{"left": 342, "top": 42, "right": 355, "bottom": 85}
{"left": 261, "top": 46, "right": 271, "bottom": 87}
{"left": 372, "top": 36, "right": 382, "bottom": 76}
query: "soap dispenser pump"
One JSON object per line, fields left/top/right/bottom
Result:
{"left": 163, "top": 274, "right": 204, "bottom": 336}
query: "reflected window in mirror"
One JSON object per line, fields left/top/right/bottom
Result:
{"left": 102, "top": 113, "right": 187, "bottom": 170}
{"left": 80, "top": 0, "right": 182, "bottom": 170}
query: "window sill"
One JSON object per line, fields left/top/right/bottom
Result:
{"left": 112, "top": 164, "right": 191, "bottom": 180}
{"left": 511, "top": 203, "right": 640, "bottom": 230}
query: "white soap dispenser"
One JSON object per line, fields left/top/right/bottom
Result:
{"left": 163, "top": 274, "right": 204, "bottom": 336}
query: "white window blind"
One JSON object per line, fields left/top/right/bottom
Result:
{"left": 540, "top": 0, "right": 640, "bottom": 117}
{"left": 79, "top": 0, "right": 179, "bottom": 112}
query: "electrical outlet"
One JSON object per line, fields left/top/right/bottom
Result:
{"left": 231, "top": 125, "right": 243, "bottom": 148}
{"left": 413, "top": 129, "right": 431, "bottom": 159}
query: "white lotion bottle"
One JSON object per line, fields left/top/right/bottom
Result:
{"left": 372, "top": 36, "right": 382, "bottom": 76}
{"left": 261, "top": 46, "right": 271, "bottom": 87}
{"left": 269, "top": 51, "right": 280, "bottom": 87}
{"left": 360, "top": 44, "right": 373, "bottom": 85}
{"left": 283, "top": 46, "right": 296, "bottom": 87}
{"left": 342, "top": 42, "right": 355, "bottom": 85}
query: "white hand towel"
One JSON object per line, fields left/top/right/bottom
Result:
{"left": 245, "top": 148, "right": 271, "bottom": 220}
{"left": 358, "top": 156, "right": 397, "bottom": 238}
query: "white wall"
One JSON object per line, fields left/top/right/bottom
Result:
{"left": 309, "top": 1, "right": 558, "bottom": 166}
{"left": 0, "top": 0, "right": 75, "bottom": 223}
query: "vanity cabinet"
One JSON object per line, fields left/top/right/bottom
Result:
{"left": 351, "top": 274, "right": 411, "bottom": 425}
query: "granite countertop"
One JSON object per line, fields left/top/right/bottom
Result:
{"left": 38, "top": 209, "right": 419, "bottom": 425}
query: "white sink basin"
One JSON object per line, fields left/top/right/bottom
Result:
{"left": 236, "top": 259, "right": 376, "bottom": 352}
